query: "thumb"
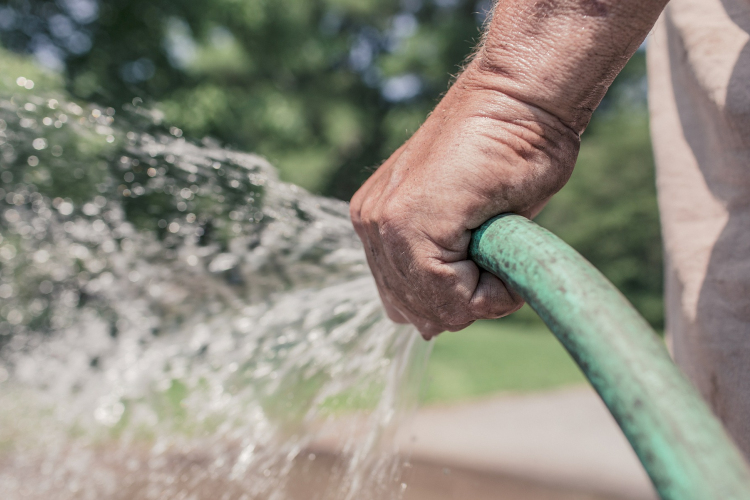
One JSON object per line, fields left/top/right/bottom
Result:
{"left": 469, "top": 271, "right": 524, "bottom": 319}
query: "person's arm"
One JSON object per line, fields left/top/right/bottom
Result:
{"left": 350, "top": 0, "right": 668, "bottom": 339}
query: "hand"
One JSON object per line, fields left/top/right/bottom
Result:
{"left": 350, "top": 61, "right": 580, "bottom": 339}
{"left": 350, "top": 0, "right": 665, "bottom": 339}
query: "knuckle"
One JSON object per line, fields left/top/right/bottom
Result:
{"left": 377, "top": 199, "right": 409, "bottom": 235}
{"left": 422, "top": 259, "right": 458, "bottom": 286}
{"left": 378, "top": 201, "right": 400, "bottom": 225}
{"left": 377, "top": 212, "right": 400, "bottom": 242}
{"left": 360, "top": 198, "right": 382, "bottom": 232}
{"left": 434, "top": 304, "right": 472, "bottom": 328}
{"left": 349, "top": 199, "right": 363, "bottom": 228}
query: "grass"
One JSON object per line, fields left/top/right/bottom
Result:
{"left": 421, "top": 311, "right": 587, "bottom": 405}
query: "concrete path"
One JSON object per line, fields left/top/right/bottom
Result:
{"left": 397, "top": 386, "right": 658, "bottom": 500}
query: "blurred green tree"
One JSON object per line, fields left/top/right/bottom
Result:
{"left": 0, "top": 0, "right": 494, "bottom": 197}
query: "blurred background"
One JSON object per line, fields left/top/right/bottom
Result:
{"left": 0, "top": 0, "right": 661, "bottom": 409}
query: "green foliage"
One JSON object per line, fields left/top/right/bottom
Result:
{"left": 423, "top": 318, "right": 585, "bottom": 403}
{"left": 0, "top": 46, "right": 267, "bottom": 245}
{"left": 0, "top": 50, "right": 64, "bottom": 94}
{"left": 1, "top": 0, "right": 488, "bottom": 196}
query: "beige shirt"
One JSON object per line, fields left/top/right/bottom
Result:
{"left": 648, "top": 0, "right": 750, "bottom": 457}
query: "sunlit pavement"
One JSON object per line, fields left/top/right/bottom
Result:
{"left": 397, "top": 386, "right": 658, "bottom": 500}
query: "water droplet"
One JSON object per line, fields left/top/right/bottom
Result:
{"left": 4, "top": 209, "right": 19, "bottom": 222}
{"left": 82, "top": 203, "right": 100, "bottom": 216}
{"left": 7, "top": 309, "right": 23, "bottom": 325}
{"left": 33, "top": 250, "right": 49, "bottom": 263}
{"left": 58, "top": 201, "right": 74, "bottom": 215}
{"left": 0, "top": 245, "right": 16, "bottom": 260}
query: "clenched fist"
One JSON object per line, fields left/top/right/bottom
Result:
{"left": 350, "top": 61, "right": 579, "bottom": 339}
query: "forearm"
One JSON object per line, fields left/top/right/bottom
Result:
{"left": 470, "top": 0, "right": 668, "bottom": 133}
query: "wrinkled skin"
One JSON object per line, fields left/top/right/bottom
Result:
{"left": 350, "top": 60, "right": 580, "bottom": 339}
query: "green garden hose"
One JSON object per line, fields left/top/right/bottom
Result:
{"left": 469, "top": 214, "right": 750, "bottom": 500}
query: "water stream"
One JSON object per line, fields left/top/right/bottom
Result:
{"left": 0, "top": 82, "right": 431, "bottom": 499}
